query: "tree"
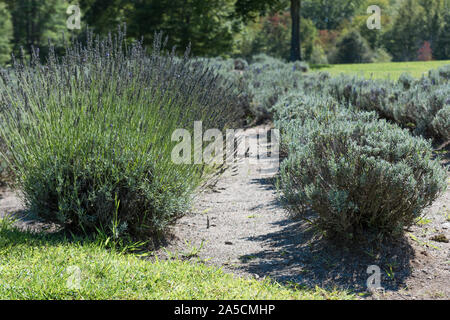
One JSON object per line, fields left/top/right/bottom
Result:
{"left": 236, "top": 12, "right": 317, "bottom": 61}
{"left": 235, "top": 0, "right": 303, "bottom": 61}
{"left": 382, "top": 0, "right": 425, "bottom": 61}
{"left": 290, "top": 0, "right": 301, "bottom": 61}
{"left": 79, "top": 0, "right": 239, "bottom": 57}
{"left": 434, "top": 11, "right": 450, "bottom": 59}
{"left": 419, "top": 0, "right": 445, "bottom": 46}
{"left": 301, "top": 0, "right": 365, "bottom": 30}
{"left": 330, "top": 30, "right": 373, "bottom": 64}
{"left": 352, "top": 0, "right": 392, "bottom": 50}
{"left": 5, "top": 0, "right": 67, "bottom": 58}
{"left": 234, "top": 0, "right": 286, "bottom": 21}
{"left": 0, "top": 1, "right": 13, "bottom": 65}
{"left": 417, "top": 41, "right": 433, "bottom": 61}
{"left": 78, "top": 0, "right": 132, "bottom": 35}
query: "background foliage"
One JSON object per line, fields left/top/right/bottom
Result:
{"left": 1, "top": 0, "right": 450, "bottom": 65}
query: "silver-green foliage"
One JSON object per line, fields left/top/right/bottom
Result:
{"left": 242, "top": 55, "right": 308, "bottom": 121}
{"left": 277, "top": 95, "right": 447, "bottom": 241}
{"left": 316, "top": 68, "right": 450, "bottom": 141}
{"left": 188, "top": 54, "right": 310, "bottom": 122}
{"left": 431, "top": 105, "right": 450, "bottom": 140}
{"left": 273, "top": 92, "right": 377, "bottom": 154}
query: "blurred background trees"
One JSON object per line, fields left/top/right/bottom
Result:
{"left": 0, "top": 0, "right": 449, "bottom": 66}
{"left": 0, "top": 1, "right": 13, "bottom": 65}
{"left": 4, "top": 0, "right": 67, "bottom": 58}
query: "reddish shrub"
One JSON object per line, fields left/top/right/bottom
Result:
{"left": 417, "top": 41, "right": 433, "bottom": 61}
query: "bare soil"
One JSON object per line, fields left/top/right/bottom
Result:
{"left": 0, "top": 190, "right": 60, "bottom": 233}
{"left": 1, "top": 125, "right": 449, "bottom": 299}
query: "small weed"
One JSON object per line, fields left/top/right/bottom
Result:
{"left": 384, "top": 266, "right": 395, "bottom": 281}
{"left": 409, "top": 233, "right": 440, "bottom": 249}
{"left": 182, "top": 240, "right": 206, "bottom": 259}
{"left": 200, "top": 208, "right": 212, "bottom": 215}
{"left": 442, "top": 208, "right": 450, "bottom": 222}
{"left": 0, "top": 213, "right": 17, "bottom": 232}
{"left": 416, "top": 216, "right": 432, "bottom": 226}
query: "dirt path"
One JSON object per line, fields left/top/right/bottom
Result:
{"left": 157, "top": 124, "right": 288, "bottom": 271}
{"left": 1, "top": 125, "right": 449, "bottom": 299}
{"left": 157, "top": 125, "right": 450, "bottom": 300}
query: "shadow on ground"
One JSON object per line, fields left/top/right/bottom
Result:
{"left": 238, "top": 179, "right": 416, "bottom": 294}
{"left": 238, "top": 217, "right": 415, "bottom": 294}
{"left": 1, "top": 208, "right": 62, "bottom": 234}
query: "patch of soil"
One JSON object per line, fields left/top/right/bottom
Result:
{"left": 155, "top": 125, "right": 450, "bottom": 300}
{"left": 0, "top": 189, "right": 59, "bottom": 233}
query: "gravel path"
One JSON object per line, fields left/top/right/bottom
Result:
{"left": 157, "top": 124, "right": 288, "bottom": 269}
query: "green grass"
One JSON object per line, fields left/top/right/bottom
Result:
{"left": 0, "top": 218, "right": 353, "bottom": 300}
{"left": 312, "top": 60, "right": 450, "bottom": 79}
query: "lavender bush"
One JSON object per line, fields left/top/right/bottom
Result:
{"left": 0, "top": 28, "right": 242, "bottom": 239}
{"left": 279, "top": 114, "right": 447, "bottom": 241}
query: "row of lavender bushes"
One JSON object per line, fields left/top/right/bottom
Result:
{"left": 192, "top": 54, "right": 449, "bottom": 144}
{"left": 300, "top": 67, "right": 450, "bottom": 142}
{"left": 198, "top": 54, "right": 448, "bottom": 241}
{"left": 0, "top": 37, "right": 447, "bottom": 243}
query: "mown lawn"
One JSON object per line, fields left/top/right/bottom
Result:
{"left": 0, "top": 218, "right": 354, "bottom": 300}
{"left": 312, "top": 60, "right": 450, "bottom": 79}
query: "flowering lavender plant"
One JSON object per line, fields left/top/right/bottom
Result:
{"left": 0, "top": 26, "right": 242, "bottom": 239}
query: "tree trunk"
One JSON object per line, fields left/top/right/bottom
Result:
{"left": 290, "top": 0, "right": 301, "bottom": 61}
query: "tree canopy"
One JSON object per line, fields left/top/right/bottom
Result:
{"left": 0, "top": 0, "right": 449, "bottom": 65}
{"left": 0, "top": 1, "right": 13, "bottom": 65}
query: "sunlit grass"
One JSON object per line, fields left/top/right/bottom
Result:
{"left": 312, "top": 60, "right": 450, "bottom": 79}
{"left": 0, "top": 219, "right": 354, "bottom": 300}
